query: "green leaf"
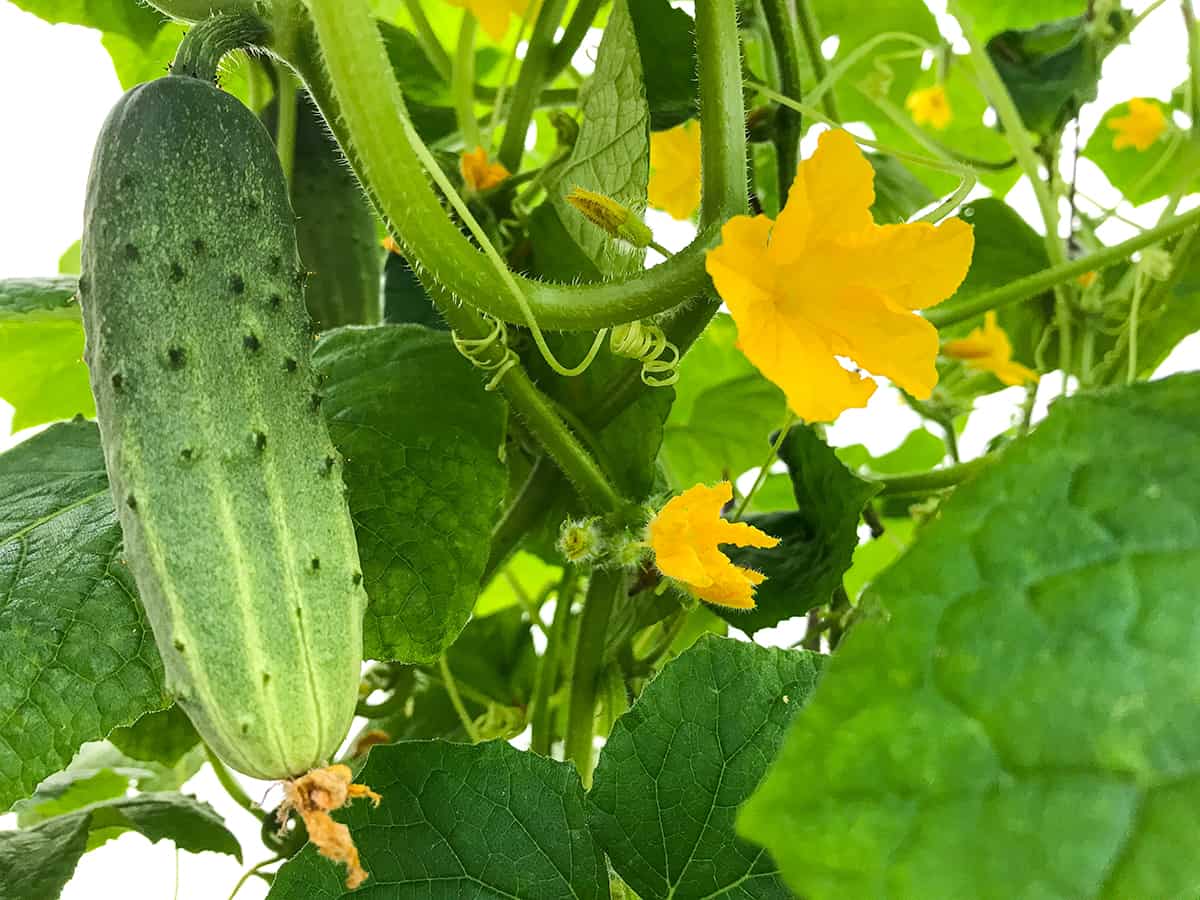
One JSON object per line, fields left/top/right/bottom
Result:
{"left": 314, "top": 325, "right": 508, "bottom": 663}
{"left": 108, "top": 705, "right": 199, "bottom": 769}
{"left": 588, "top": 635, "right": 822, "bottom": 899}
{"left": 9, "top": 0, "right": 163, "bottom": 47}
{"left": 58, "top": 241, "right": 82, "bottom": 276}
{"left": 721, "top": 426, "right": 879, "bottom": 635}
{"left": 551, "top": 0, "right": 650, "bottom": 277}
{"left": 661, "top": 315, "right": 786, "bottom": 489}
{"left": 629, "top": 0, "right": 697, "bottom": 130}
{"left": 0, "top": 316, "right": 95, "bottom": 432}
{"left": 476, "top": 550, "right": 562, "bottom": 617}
{"left": 1132, "top": 241, "right": 1200, "bottom": 375}
{"left": 842, "top": 515, "right": 917, "bottom": 601}
{"left": 0, "top": 277, "right": 78, "bottom": 320}
{"left": 0, "top": 792, "right": 240, "bottom": 900}
{"left": 955, "top": 0, "right": 1086, "bottom": 40}
{"left": 101, "top": 22, "right": 185, "bottom": 91}
{"left": 836, "top": 428, "right": 947, "bottom": 475}
{"left": 268, "top": 740, "right": 610, "bottom": 899}
{"left": 808, "top": 0, "right": 939, "bottom": 133}
{"left": 1083, "top": 97, "right": 1198, "bottom": 205}
{"left": 0, "top": 420, "right": 167, "bottom": 811}
{"left": 986, "top": 16, "right": 1102, "bottom": 137}
{"left": 740, "top": 374, "right": 1200, "bottom": 899}
{"left": 14, "top": 768, "right": 131, "bottom": 827}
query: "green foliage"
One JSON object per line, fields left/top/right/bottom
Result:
{"left": 314, "top": 325, "right": 508, "bottom": 662}
{"left": 956, "top": 0, "right": 1086, "bottom": 38}
{"left": 1083, "top": 95, "right": 1198, "bottom": 205}
{"left": 741, "top": 374, "right": 1200, "bottom": 899}
{"left": 629, "top": 0, "right": 698, "bottom": 130}
{"left": 661, "top": 315, "right": 786, "bottom": 489}
{"left": 723, "top": 426, "right": 879, "bottom": 634}
{"left": 9, "top": 0, "right": 162, "bottom": 47}
{"left": 268, "top": 740, "right": 609, "bottom": 899}
{"left": 0, "top": 420, "right": 166, "bottom": 811}
{"left": 0, "top": 281, "right": 93, "bottom": 432}
{"left": 108, "top": 705, "right": 199, "bottom": 769}
{"left": 589, "top": 636, "right": 822, "bottom": 898}
{"left": 0, "top": 792, "right": 240, "bottom": 900}
{"left": 986, "top": 16, "right": 1103, "bottom": 137}
{"left": 550, "top": 0, "right": 650, "bottom": 276}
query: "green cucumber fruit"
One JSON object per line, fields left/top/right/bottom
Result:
{"left": 269, "top": 94, "right": 381, "bottom": 329}
{"left": 79, "top": 73, "right": 367, "bottom": 781}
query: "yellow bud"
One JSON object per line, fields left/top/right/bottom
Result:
{"left": 566, "top": 187, "right": 655, "bottom": 248}
{"left": 558, "top": 517, "right": 604, "bottom": 564}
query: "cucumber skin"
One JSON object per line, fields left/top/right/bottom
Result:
{"left": 80, "top": 76, "right": 367, "bottom": 781}
{"left": 289, "top": 97, "right": 382, "bottom": 330}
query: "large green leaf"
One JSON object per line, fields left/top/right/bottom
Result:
{"left": 0, "top": 279, "right": 92, "bottom": 432}
{"left": 588, "top": 636, "right": 822, "bottom": 899}
{"left": 661, "top": 315, "right": 787, "bottom": 489}
{"left": 722, "top": 426, "right": 879, "bottom": 635}
{"left": 629, "top": 0, "right": 697, "bottom": 130}
{"left": 268, "top": 740, "right": 610, "bottom": 899}
{"left": 986, "top": 16, "right": 1102, "bottom": 137}
{"left": 1083, "top": 96, "right": 1198, "bottom": 206}
{"left": 0, "top": 420, "right": 166, "bottom": 811}
{"left": 551, "top": 0, "right": 650, "bottom": 277}
{"left": 108, "top": 704, "right": 199, "bottom": 769}
{"left": 0, "top": 278, "right": 78, "bottom": 320}
{"left": 0, "top": 792, "right": 240, "bottom": 900}
{"left": 955, "top": 0, "right": 1086, "bottom": 40}
{"left": 315, "top": 325, "right": 508, "bottom": 663}
{"left": 808, "top": 0, "right": 939, "bottom": 135}
{"left": 9, "top": 0, "right": 163, "bottom": 47}
{"left": 740, "top": 374, "right": 1200, "bottom": 899}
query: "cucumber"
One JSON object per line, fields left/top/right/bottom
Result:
{"left": 270, "top": 94, "right": 381, "bottom": 329}
{"left": 79, "top": 73, "right": 367, "bottom": 781}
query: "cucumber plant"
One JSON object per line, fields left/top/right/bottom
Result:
{"left": 3, "top": 0, "right": 1200, "bottom": 898}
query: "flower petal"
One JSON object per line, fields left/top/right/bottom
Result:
{"left": 846, "top": 217, "right": 975, "bottom": 310}
{"left": 786, "top": 129, "right": 875, "bottom": 238}
{"left": 705, "top": 215, "right": 778, "bottom": 311}
{"left": 805, "top": 286, "right": 941, "bottom": 399}
{"left": 734, "top": 300, "right": 878, "bottom": 421}
{"left": 649, "top": 121, "right": 702, "bottom": 220}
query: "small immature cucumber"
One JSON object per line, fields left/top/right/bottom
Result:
{"left": 80, "top": 72, "right": 367, "bottom": 780}
{"left": 268, "top": 94, "right": 382, "bottom": 329}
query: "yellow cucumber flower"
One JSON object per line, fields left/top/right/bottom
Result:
{"left": 648, "top": 482, "right": 779, "bottom": 609}
{"left": 942, "top": 311, "right": 1038, "bottom": 386}
{"left": 905, "top": 84, "right": 952, "bottom": 130}
{"left": 704, "top": 128, "right": 975, "bottom": 423}
{"left": 460, "top": 146, "right": 510, "bottom": 192}
{"left": 446, "top": 0, "right": 536, "bottom": 42}
{"left": 1108, "top": 98, "right": 1167, "bottom": 151}
{"left": 648, "top": 120, "right": 702, "bottom": 221}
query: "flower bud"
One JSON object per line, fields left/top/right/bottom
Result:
{"left": 566, "top": 188, "right": 655, "bottom": 248}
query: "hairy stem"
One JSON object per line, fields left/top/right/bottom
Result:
{"left": 401, "top": 0, "right": 452, "bottom": 79}
{"left": 564, "top": 568, "right": 624, "bottom": 785}
{"left": 761, "top": 0, "right": 805, "bottom": 204}
{"left": 171, "top": 12, "right": 268, "bottom": 83}
{"left": 531, "top": 566, "right": 579, "bottom": 757}
{"left": 497, "top": 0, "right": 569, "bottom": 171}
{"left": 926, "top": 204, "right": 1200, "bottom": 327}
{"left": 877, "top": 455, "right": 991, "bottom": 497}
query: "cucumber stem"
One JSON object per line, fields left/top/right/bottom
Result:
{"left": 171, "top": 12, "right": 269, "bottom": 83}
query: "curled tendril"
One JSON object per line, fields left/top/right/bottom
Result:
{"left": 610, "top": 321, "right": 681, "bottom": 387}
{"left": 452, "top": 317, "right": 520, "bottom": 391}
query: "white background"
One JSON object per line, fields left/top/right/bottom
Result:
{"left": 1, "top": 0, "right": 1198, "bottom": 897}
